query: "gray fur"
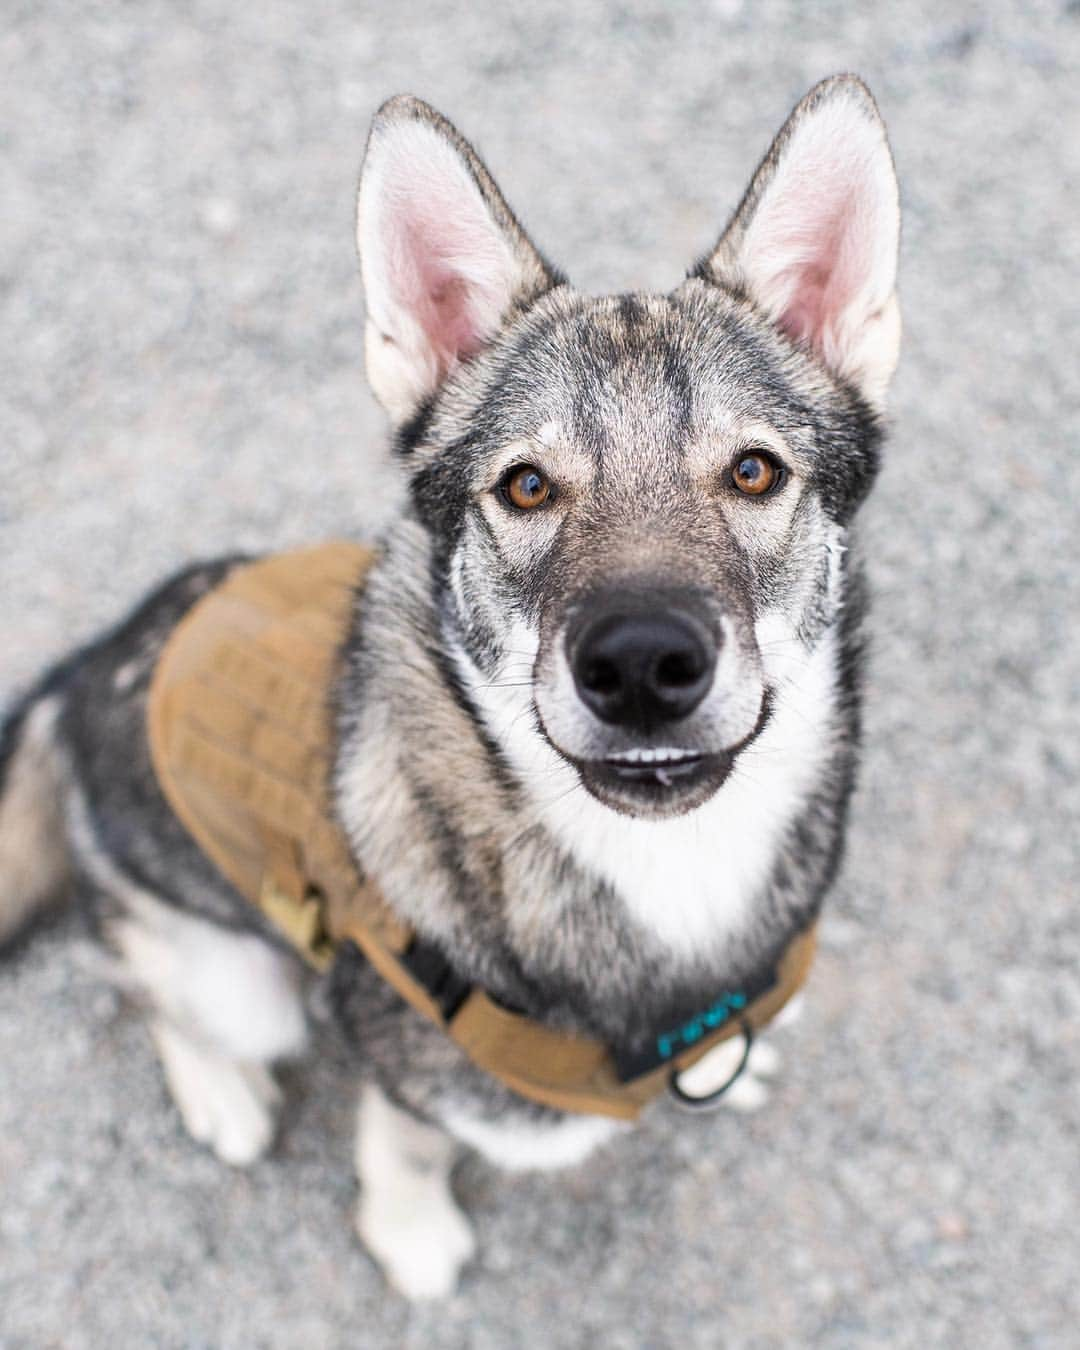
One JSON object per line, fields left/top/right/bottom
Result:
{"left": 0, "top": 695, "right": 68, "bottom": 946}
{"left": 0, "top": 75, "right": 898, "bottom": 1271}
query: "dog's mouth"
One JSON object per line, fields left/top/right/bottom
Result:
{"left": 575, "top": 749, "right": 732, "bottom": 817}
{"left": 603, "top": 747, "right": 709, "bottom": 783}
{"left": 567, "top": 696, "right": 773, "bottom": 819}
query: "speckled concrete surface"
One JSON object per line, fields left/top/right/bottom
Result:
{"left": 2, "top": 2, "right": 1078, "bottom": 1346}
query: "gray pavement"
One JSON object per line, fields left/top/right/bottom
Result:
{"left": 2, "top": 2, "right": 1078, "bottom": 1346}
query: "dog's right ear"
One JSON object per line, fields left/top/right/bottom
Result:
{"left": 357, "top": 96, "right": 560, "bottom": 425}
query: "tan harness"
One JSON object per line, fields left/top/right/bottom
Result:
{"left": 147, "top": 542, "right": 816, "bottom": 1120}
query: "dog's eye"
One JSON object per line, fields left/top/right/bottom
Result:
{"left": 731, "top": 452, "right": 782, "bottom": 497}
{"left": 501, "top": 464, "right": 553, "bottom": 511}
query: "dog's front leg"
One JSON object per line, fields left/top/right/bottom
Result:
{"left": 354, "top": 1083, "right": 476, "bottom": 1300}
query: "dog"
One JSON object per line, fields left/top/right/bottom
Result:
{"left": 0, "top": 75, "right": 900, "bottom": 1299}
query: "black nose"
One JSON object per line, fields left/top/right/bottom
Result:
{"left": 571, "top": 607, "right": 717, "bottom": 730}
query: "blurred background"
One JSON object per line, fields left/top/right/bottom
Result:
{"left": 1, "top": 2, "right": 1077, "bottom": 1346}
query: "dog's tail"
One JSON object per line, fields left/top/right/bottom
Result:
{"left": 0, "top": 689, "right": 70, "bottom": 949}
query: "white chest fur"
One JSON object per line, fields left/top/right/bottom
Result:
{"left": 455, "top": 618, "right": 841, "bottom": 963}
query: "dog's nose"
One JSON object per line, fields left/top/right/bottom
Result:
{"left": 571, "top": 608, "right": 717, "bottom": 729}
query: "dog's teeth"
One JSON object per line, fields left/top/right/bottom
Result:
{"left": 605, "top": 748, "right": 698, "bottom": 765}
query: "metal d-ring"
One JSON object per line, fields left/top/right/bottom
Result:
{"left": 667, "top": 1023, "right": 754, "bottom": 1112}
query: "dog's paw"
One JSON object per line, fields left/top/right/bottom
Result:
{"left": 720, "top": 1037, "right": 783, "bottom": 1113}
{"left": 187, "top": 1062, "right": 280, "bottom": 1167}
{"left": 153, "top": 1022, "right": 280, "bottom": 1167}
{"left": 357, "top": 1190, "right": 476, "bottom": 1301}
{"left": 675, "top": 1035, "right": 783, "bottom": 1114}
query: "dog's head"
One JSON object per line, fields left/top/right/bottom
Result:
{"left": 356, "top": 78, "right": 900, "bottom": 819}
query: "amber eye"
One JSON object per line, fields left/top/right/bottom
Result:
{"left": 731, "top": 452, "right": 782, "bottom": 497}
{"left": 501, "top": 464, "right": 553, "bottom": 511}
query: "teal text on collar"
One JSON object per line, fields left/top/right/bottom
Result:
{"left": 656, "top": 991, "right": 748, "bottom": 1061}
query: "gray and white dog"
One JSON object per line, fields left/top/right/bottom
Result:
{"left": 0, "top": 75, "right": 900, "bottom": 1298}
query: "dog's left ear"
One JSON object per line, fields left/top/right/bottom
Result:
{"left": 357, "top": 96, "right": 560, "bottom": 425}
{"left": 697, "top": 75, "right": 901, "bottom": 409}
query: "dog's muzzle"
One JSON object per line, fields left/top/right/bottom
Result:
{"left": 542, "top": 587, "right": 764, "bottom": 816}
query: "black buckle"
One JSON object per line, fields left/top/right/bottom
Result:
{"left": 667, "top": 1023, "right": 753, "bottom": 1112}
{"left": 399, "top": 936, "right": 472, "bottom": 1022}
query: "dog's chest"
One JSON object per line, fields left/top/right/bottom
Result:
{"left": 467, "top": 627, "right": 841, "bottom": 964}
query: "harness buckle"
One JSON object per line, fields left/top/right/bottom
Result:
{"left": 259, "top": 875, "right": 336, "bottom": 971}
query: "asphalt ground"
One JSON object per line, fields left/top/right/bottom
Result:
{"left": 1, "top": 2, "right": 1078, "bottom": 1346}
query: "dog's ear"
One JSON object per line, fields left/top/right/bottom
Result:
{"left": 357, "top": 96, "right": 560, "bottom": 424}
{"left": 697, "top": 75, "right": 900, "bottom": 408}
